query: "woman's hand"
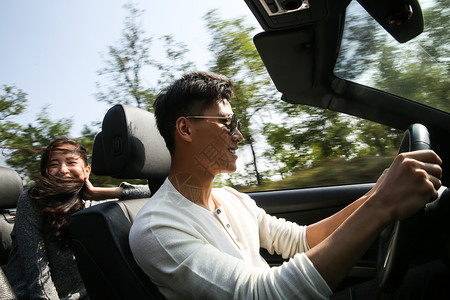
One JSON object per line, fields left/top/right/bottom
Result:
{"left": 82, "top": 179, "right": 123, "bottom": 200}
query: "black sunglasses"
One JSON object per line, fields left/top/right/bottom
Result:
{"left": 186, "top": 114, "right": 241, "bottom": 135}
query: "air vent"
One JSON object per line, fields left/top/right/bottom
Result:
{"left": 245, "top": 0, "right": 327, "bottom": 31}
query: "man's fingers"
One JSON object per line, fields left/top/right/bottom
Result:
{"left": 422, "top": 162, "right": 443, "bottom": 179}
{"left": 403, "top": 149, "right": 442, "bottom": 165}
{"left": 417, "top": 161, "right": 442, "bottom": 200}
{"left": 428, "top": 174, "right": 442, "bottom": 193}
{"left": 403, "top": 150, "right": 443, "bottom": 194}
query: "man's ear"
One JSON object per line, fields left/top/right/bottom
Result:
{"left": 175, "top": 117, "right": 193, "bottom": 142}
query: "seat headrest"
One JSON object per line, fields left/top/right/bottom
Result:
{"left": 0, "top": 167, "right": 23, "bottom": 209}
{"left": 92, "top": 104, "right": 171, "bottom": 181}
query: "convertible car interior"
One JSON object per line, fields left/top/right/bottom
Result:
{"left": 69, "top": 0, "right": 449, "bottom": 299}
{"left": 2, "top": 0, "right": 448, "bottom": 299}
{"left": 68, "top": 104, "right": 378, "bottom": 298}
{"left": 69, "top": 107, "right": 449, "bottom": 299}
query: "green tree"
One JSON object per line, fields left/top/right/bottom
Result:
{"left": 354, "top": 120, "right": 401, "bottom": 156}
{"left": 92, "top": 2, "right": 196, "bottom": 185}
{"left": 351, "top": 2, "right": 449, "bottom": 154}
{"left": 77, "top": 124, "right": 98, "bottom": 161}
{"left": 334, "top": 1, "right": 448, "bottom": 156}
{"left": 154, "top": 35, "right": 195, "bottom": 88}
{"left": 0, "top": 85, "right": 27, "bottom": 151}
{"left": 95, "top": 3, "right": 195, "bottom": 112}
{"left": 264, "top": 105, "right": 356, "bottom": 179}
{"left": 204, "top": 10, "right": 279, "bottom": 185}
{"left": 95, "top": 2, "right": 157, "bottom": 111}
{"left": 373, "top": 43, "right": 449, "bottom": 112}
{"left": 331, "top": 2, "right": 404, "bottom": 157}
{"left": 420, "top": 0, "right": 449, "bottom": 75}
{"left": 334, "top": 3, "right": 383, "bottom": 81}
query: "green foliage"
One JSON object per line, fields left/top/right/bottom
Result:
{"left": 77, "top": 124, "right": 99, "bottom": 157}
{"left": 0, "top": 85, "right": 27, "bottom": 149}
{"left": 336, "top": 1, "right": 449, "bottom": 112}
{"left": 0, "top": 86, "right": 79, "bottom": 184}
{"left": 354, "top": 120, "right": 402, "bottom": 156}
{"left": 263, "top": 105, "right": 357, "bottom": 179}
{"left": 154, "top": 35, "right": 196, "bottom": 88}
{"left": 204, "top": 9, "right": 279, "bottom": 185}
{"left": 95, "top": 3, "right": 195, "bottom": 112}
{"left": 217, "top": 2, "right": 446, "bottom": 189}
{"left": 95, "top": 2, "right": 157, "bottom": 110}
{"left": 373, "top": 43, "right": 449, "bottom": 112}
{"left": 421, "top": 0, "right": 449, "bottom": 76}
{"left": 0, "top": 85, "right": 27, "bottom": 120}
{"left": 334, "top": 6, "right": 383, "bottom": 80}
{"left": 239, "top": 155, "right": 395, "bottom": 192}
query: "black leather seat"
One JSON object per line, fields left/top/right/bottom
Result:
{"left": 69, "top": 104, "right": 170, "bottom": 300}
{"left": 0, "top": 166, "right": 22, "bottom": 299}
{"left": 0, "top": 167, "right": 22, "bottom": 266}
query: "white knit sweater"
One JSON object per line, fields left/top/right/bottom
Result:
{"left": 130, "top": 178, "right": 332, "bottom": 299}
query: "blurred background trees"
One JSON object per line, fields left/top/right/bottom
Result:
{"left": 1, "top": 1, "right": 447, "bottom": 190}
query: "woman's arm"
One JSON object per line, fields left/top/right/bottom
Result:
{"left": 82, "top": 179, "right": 151, "bottom": 201}
{"left": 13, "top": 192, "right": 60, "bottom": 299}
{"left": 82, "top": 179, "right": 122, "bottom": 200}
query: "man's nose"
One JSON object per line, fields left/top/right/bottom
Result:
{"left": 232, "top": 128, "right": 244, "bottom": 143}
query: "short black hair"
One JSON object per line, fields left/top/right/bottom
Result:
{"left": 154, "top": 71, "right": 233, "bottom": 154}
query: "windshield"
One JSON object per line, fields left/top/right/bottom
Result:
{"left": 334, "top": 0, "right": 449, "bottom": 114}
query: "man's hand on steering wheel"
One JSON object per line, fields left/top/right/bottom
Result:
{"left": 374, "top": 150, "right": 442, "bottom": 221}
{"left": 374, "top": 124, "right": 444, "bottom": 293}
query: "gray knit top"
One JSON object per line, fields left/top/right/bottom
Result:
{"left": 4, "top": 183, "right": 150, "bottom": 299}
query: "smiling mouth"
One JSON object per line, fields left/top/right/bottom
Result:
{"left": 228, "top": 148, "right": 237, "bottom": 154}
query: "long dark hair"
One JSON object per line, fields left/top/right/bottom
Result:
{"left": 28, "top": 138, "right": 88, "bottom": 247}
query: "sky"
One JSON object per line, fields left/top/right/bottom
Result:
{"left": 0, "top": 0, "right": 261, "bottom": 166}
{"left": 0, "top": 0, "right": 260, "bottom": 136}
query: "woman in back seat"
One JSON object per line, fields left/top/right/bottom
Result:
{"left": 4, "top": 137, "right": 150, "bottom": 299}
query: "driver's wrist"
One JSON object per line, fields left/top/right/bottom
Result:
{"left": 364, "top": 193, "right": 395, "bottom": 228}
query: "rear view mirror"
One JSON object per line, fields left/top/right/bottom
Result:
{"left": 357, "top": 0, "right": 423, "bottom": 43}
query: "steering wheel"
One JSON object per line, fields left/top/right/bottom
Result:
{"left": 376, "top": 123, "right": 432, "bottom": 292}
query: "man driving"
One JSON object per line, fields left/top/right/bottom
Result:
{"left": 130, "top": 71, "right": 447, "bottom": 299}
